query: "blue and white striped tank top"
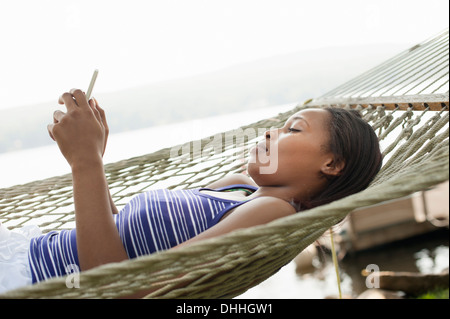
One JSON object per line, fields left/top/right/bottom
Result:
{"left": 27, "top": 184, "right": 257, "bottom": 283}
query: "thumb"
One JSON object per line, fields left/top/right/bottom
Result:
{"left": 47, "top": 123, "right": 56, "bottom": 141}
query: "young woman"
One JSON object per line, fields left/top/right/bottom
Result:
{"left": 0, "top": 89, "right": 382, "bottom": 294}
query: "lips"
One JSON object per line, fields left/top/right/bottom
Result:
{"left": 256, "top": 142, "right": 268, "bottom": 153}
{"left": 249, "top": 141, "right": 269, "bottom": 157}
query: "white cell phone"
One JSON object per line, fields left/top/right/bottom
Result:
{"left": 86, "top": 69, "right": 99, "bottom": 100}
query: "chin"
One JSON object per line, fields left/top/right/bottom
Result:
{"left": 246, "top": 162, "right": 273, "bottom": 186}
{"left": 246, "top": 161, "right": 257, "bottom": 177}
{"left": 246, "top": 162, "right": 261, "bottom": 182}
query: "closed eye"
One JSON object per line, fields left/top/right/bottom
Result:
{"left": 288, "top": 128, "right": 302, "bottom": 133}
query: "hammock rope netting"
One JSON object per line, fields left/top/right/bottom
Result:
{"left": 1, "top": 29, "right": 448, "bottom": 298}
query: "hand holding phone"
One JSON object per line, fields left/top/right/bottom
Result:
{"left": 48, "top": 69, "right": 106, "bottom": 167}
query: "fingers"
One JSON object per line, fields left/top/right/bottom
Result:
{"left": 58, "top": 92, "right": 77, "bottom": 111}
{"left": 88, "top": 98, "right": 102, "bottom": 123}
{"left": 47, "top": 110, "right": 65, "bottom": 141}
{"left": 70, "top": 88, "right": 89, "bottom": 109}
{"left": 55, "top": 89, "right": 104, "bottom": 123}
{"left": 58, "top": 89, "right": 89, "bottom": 111}
{"left": 52, "top": 90, "right": 105, "bottom": 139}
{"left": 91, "top": 98, "right": 108, "bottom": 157}
{"left": 53, "top": 110, "right": 65, "bottom": 123}
{"left": 93, "top": 98, "right": 108, "bottom": 130}
{"left": 47, "top": 123, "right": 56, "bottom": 141}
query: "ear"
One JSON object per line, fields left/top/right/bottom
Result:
{"left": 320, "top": 157, "right": 345, "bottom": 177}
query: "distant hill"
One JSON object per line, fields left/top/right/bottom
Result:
{"left": 0, "top": 43, "right": 408, "bottom": 153}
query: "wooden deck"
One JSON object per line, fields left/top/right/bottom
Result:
{"left": 342, "top": 181, "right": 449, "bottom": 252}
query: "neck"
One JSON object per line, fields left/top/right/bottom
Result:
{"left": 249, "top": 185, "right": 297, "bottom": 203}
{"left": 250, "top": 181, "right": 326, "bottom": 208}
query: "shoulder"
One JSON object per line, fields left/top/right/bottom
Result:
{"left": 205, "top": 173, "right": 258, "bottom": 189}
{"left": 173, "top": 196, "right": 295, "bottom": 250}
{"left": 241, "top": 196, "right": 296, "bottom": 218}
{"left": 220, "top": 196, "right": 295, "bottom": 228}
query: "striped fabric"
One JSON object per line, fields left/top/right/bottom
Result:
{"left": 27, "top": 184, "right": 257, "bottom": 283}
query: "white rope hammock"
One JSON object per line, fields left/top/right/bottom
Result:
{"left": 0, "top": 29, "right": 448, "bottom": 299}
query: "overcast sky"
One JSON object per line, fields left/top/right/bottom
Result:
{"left": 0, "top": 0, "right": 448, "bottom": 110}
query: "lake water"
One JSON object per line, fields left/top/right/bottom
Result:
{"left": 0, "top": 103, "right": 294, "bottom": 189}
{"left": 237, "top": 228, "right": 449, "bottom": 299}
{"left": 1, "top": 103, "right": 448, "bottom": 298}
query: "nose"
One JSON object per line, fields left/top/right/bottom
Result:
{"left": 265, "top": 128, "right": 279, "bottom": 139}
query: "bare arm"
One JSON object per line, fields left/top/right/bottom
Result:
{"left": 71, "top": 160, "right": 127, "bottom": 270}
{"left": 48, "top": 89, "right": 127, "bottom": 270}
{"left": 107, "top": 187, "right": 119, "bottom": 215}
{"left": 174, "top": 196, "right": 295, "bottom": 249}
{"left": 124, "top": 196, "right": 295, "bottom": 298}
{"left": 93, "top": 98, "right": 119, "bottom": 215}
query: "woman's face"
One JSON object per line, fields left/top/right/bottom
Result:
{"left": 248, "top": 108, "right": 335, "bottom": 194}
